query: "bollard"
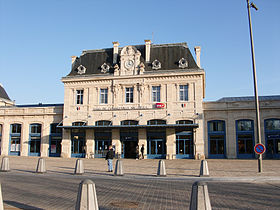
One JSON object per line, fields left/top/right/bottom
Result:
{"left": 36, "top": 158, "right": 46, "bottom": 173}
{"left": 75, "top": 179, "right": 99, "bottom": 210}
{"left": 114, "top": 159, "right": 124, "bottom": 176}
{"left": 157, "top": 160, "right": 166, "bottom": 176}
{"left": 199, "top": 160, "right": 209, "bottom": 177}
{"left": 0, "top": 157, "right": 10, "bottom": 172}
{"left": 74, "top": 159, "right": 84, "bottom": 175}
{"left": 189, "top": 181, "right": 212, "bottom": 210}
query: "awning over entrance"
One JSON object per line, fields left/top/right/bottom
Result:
{"left": 58, "top": 124, "right": 199, "bottom": 129}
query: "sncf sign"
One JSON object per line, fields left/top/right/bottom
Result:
{"left": 155, "top": 103, "right": 165, "bottom": 108}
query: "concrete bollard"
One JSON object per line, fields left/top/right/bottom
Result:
{"left": 157, "top": 160, "right": 166, "bottom": 176}
{"left": 0, "top": 156, "right": 10, "bottom": 172}
{"left": 199, "top": 160, "right": 209, "bottom": 177}
{"left": 75, "top": 179, "right": 99, "bottom": 210}
{"left": 114, "top": 159, "right": 124, "bottom": 176}
{"left": 189, "top": 181, "right": 212, "bottom": 210}
{"left": 0, "top": 183, "right": 3, "bottom": 210}
{"left": 74, "top": 159, "right": 84, "bottom": 175}
{"left": 36, "top": 158, "right": 46, "bottom": 173}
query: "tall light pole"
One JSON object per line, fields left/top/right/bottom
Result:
{"left": 246, "top": 0, "right": 262, "bottom": 173}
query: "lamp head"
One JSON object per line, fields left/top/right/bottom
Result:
{"left": 250, "top": 2, "right": 258, "bottom": 10}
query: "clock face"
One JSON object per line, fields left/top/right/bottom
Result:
{"left": 125, "top": 60, "right": 134, "bottom": 69}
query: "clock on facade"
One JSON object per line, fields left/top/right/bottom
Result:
{"left": 125, "top": 60, "right": 134, "bottom": 69}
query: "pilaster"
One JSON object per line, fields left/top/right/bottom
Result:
{"left": 85, "top": 129, "right": 94, "bottom": 158}
{"left": 1, "top": 123, "right": 9, "bottom": 156}
{"left": 41, "top": 122, "right": 50, "bottom": 157}
{"left": 61, "top": 129, "right": 71, "bottom": 158}
{"left": 166, "top": 128, "right": 176, "bottom": 159}
{"left": 138, "top": 128, "right": 147, "bottom": 159}
{"left": 21, "top": 122, "right": 29, "bottom": 156}
{"left": 112, "top": 129, "right": 121, "bottom": 157}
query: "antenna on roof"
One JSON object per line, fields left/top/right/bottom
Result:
{"left": 152, "top": 32, "right": 154, "bottom": 44}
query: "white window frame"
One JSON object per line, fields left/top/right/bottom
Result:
{"left": 179, "top": 85, "right": 188, "bottom": 101}
{"left": 76, "top": 89, "right": 84, "bottom": 105}
{"left": 100, "top": 88, "right": 108, "bottom": 104}
{"left": 125, "top": 87, "right": 134, "bottom": 103}
{"left": 152, "top": 86, "right": 161, "bottom": 102}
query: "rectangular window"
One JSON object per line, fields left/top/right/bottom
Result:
{"left": 179, "top": 85, "right": 188, "bottom": 101}
{"left": 100, "top": 88, "right": 108, "bottom": 104}
{"left": 152, "top": 86, "right": 161, "bottom": 102}
{"left": 76, "top": 90, "right": 84, "bottom": 105}
{"left": 125, "top": 87, "right": 133, "bottom": 103}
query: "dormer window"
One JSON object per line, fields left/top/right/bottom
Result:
{"left": 77, "top": 65, "right": 86, "bottom": 74}
{"left": 179, "top": 58, "right": 188, "bottom": 68}
{"left": 152, "top": 59, "right": 161, "bottom": 70}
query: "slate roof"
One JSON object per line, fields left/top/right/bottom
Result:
{"left": 67, "top": 42, "right": 200, "bottom": 76}
{"left": 0, "top": 83, "right": 11, "bottom": 100}
{"left": 217, "top": 95, "right": 280, "bottom": 102}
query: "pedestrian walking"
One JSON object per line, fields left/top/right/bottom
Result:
{"left": 140, "top": 144, "right": 144, "bottom": 160}
{"left": 136, "top": 145, "right": 139, "bottom": 160}
{"left": 105, "top": 145, "right": 114, "bottom": 172}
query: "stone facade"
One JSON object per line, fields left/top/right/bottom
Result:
{"left": 0, "top": 41, "right": 279, "bottom": 159}
{"left": 204, "top": 97, "right": 280, "bottom": 159}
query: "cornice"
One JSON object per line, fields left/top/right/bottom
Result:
{"left": 62, "top": 70, "right": 205, "bottom": 85}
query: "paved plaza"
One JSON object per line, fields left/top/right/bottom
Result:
{"left": 1, "top": 156, "right": 280, "bottom": 209}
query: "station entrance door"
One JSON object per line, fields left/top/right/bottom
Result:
{"left": 120, "top": 129, "right": 138, "bottom": 159}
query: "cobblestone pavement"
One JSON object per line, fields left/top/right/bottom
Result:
{"left": 0, "top": 156, "right": 280, "bottom": 209}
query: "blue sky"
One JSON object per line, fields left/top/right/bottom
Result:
{"left": 0, "top": 0, "right": 279, "bottom": 104}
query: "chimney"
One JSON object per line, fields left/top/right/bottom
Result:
{"left": 71, "top": 56, "right": 77, "bottom": 64}
{"left": 194, "top": 46, "right": 201, "bottom": 68}
{"left": 112, "top": 41, "right": 119, "bottom": 64}
{"left": 145, "top": 40, "right": 151, "bottom": 63}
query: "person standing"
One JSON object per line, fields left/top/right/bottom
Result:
{"left": 140, "top": 144, "right": 145, "bottom": 160}
{"left": 105, "top": 145, "right": 114, "bottom": 172}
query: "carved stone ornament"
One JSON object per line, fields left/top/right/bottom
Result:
{"left": 152, "top": 59, "right": 161, "bottom": 70}
{"left": 114, "top": 64, "right": 120, "bottom": 76}
{"left": 101, "top": 63, "right": 110, "bottom": 73}
{"left": 77, "top": 65, "right": 86, "bottom": 74}
{"left": 179, "top": 58, "right": 188, "bottom": 68}
{"left": 139, "top": 62, "right": 145, "bottom": 74}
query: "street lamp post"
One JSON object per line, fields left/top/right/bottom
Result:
{"left": 246, "top": 0, "right": 262, "bottom": 173}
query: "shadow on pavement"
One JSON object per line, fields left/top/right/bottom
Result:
{"left": 4, "top": 200, "right": 44, "bottom": 210}
{"left": 13, "top": 169, "right": 36, "bottom": 174}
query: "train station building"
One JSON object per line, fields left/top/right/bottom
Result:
{"left": 0, "top": 41, "right": 279, "bottom": 159}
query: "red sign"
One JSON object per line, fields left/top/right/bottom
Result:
{"left": 254, "top": 143, "right": 266, "bottom": 155}
{"left": 155, "top": 103, "right": 165, "bottom": 108}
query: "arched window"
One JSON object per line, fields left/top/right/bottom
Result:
{"left": 95, "top": 121, "right": 112, "bottom": 126}
{"left": 236, "top": 120, "right": 254, "bottom": 158}
{"left": 208, "top": 120, "right": 226, "bottom": 158}
{"left": 176, "top": 120, "right": 193, "bottom": 125}
{"left": 49, "top": 123, "right": 62, "bottom": 157}
{"left": 29, "top": 123, "right": 41, "bottom": 156}
{"left": 71, "top": 122, "right": 86, "bottom": 158}
{"left": 72, "top": 121, "right": 87, "bottom": 126}
{"left": 147, "top": 119, "right": 166, "bottom": 125}
{"left": 121, "top": 120, "right": 138, "bottom": 126}
{"left": 10, "top": 124, "right": 22, "bottom": 156}
{"left": 265, "top": 119, "right": 280, "bottom": 158}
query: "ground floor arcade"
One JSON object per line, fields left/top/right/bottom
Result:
{"left": 60, "top": 123, "right": 198, "bottom": 159}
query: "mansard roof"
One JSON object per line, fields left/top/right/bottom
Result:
{"left": 0, "top": 83, "right": 11, "bottom": 100}
{"left": 67, "top": 42, "right": 200, "bottom": 77}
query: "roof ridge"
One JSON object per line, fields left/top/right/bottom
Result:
{"left": 82, "top": 42, "right": 188, "bottom": 54}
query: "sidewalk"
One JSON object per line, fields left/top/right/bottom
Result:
{"left": 4, "top": 156, "right": 280, "bottom": 178}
